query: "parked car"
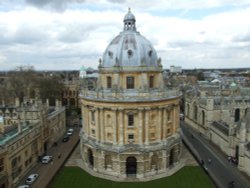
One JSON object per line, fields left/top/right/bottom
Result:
{"left": 67, "top": 128, "right": 74, "bottom": 136}
{"left": 18, "top": 185, "right": 29, "bottom": 188}
{"left": 42, "top": 155, "right": 53, "bottom": 164}
{"left": 26, "top": 174, "right": 39, "bottom": 184}
{"left": 62, "top": 135, "right": 69, "bottom": 142}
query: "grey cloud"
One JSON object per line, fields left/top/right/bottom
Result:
{"left": 167, "top": 40, "right": 197, "bottom": 48}
{"left": 58, "top": 24, "right": 97, "bottom": 43}
{"left": 25, "top": 0, "right": 85, "bottom": 11}
{"left": 232, "top": 32, "right": 250, "bottom": 42}
{"left": 13, "top": 25, "right": 49, "bottom": 44}
{"left": 107, "top": 0, "right": 126, "bottom": 3}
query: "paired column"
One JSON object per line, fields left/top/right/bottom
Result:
{"left": 157, "top": 107, "right": 163, "bottom": 142}
{"left": 112, "top": 108, "right": 117, "bottom": 144}
{"left": 118, "top": 108, "right": 124, "bottom": 145}
{"left": 138, "top": 108, "right": 144, "bottom": 145}
{"left": 162, "top": 107, "right": 167, "bottom": 139}
{"left": 145, "top": 107, "right": 150, "bottom": 145}
{"left": 99, "top": 107, "right": 104, "bottom": 142}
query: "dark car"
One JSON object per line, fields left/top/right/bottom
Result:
{"left": 62, "top": 136, "right": 69, "bottom": 142}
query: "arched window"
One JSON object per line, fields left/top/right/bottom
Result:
{"left": 105, "top": 155, "right": 112, "bottom": 170}
{"left": 202, "top": 111, "right": 205, "bottom": 125}
{"left": 62, "top": 98, "right": 68, "bottom": 106}
{"left": 234, "top": 108, "right": 240, "bottom": 122}
{"left": 193, "top": 103, "right": 198, "bottom": 120}
{"left": 151, "top": 154, "right": 158, "bottom": 170}
{"left": 70, "top": 98, "right": 75, "bottom": 106}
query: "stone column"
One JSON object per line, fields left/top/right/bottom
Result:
{"left": 162, "top": 151, "right": 167, "bottom": 170}
{"left": 162, "top": 108, "right": 167, "bottom": 139}
{"left": 96, "top": 108, "right": 99, "bottom": 140}
{"left": 166, "top": 152, "right": 169, "bottom": 168}
{"left": 172, "top": 105, "right": 177, "bottom": 133}
{"left": 118, "top": 108, "right": 124, "bottom": 145}
{"left": 138, "top": 108, "right": 144, "bottom": 145}
{"left": 145, "top": 107, "right": 150, "bottom": 145}
{"left": 99, "top": 107, "right": 104, "bottom": 143}
{"left": 86, "top": 108, "right": 91, "bottom": 135}
{"left": 112, "top": 108, "right": 117, "bottom": 144}
{"left": 157, "top": 107, "right": 162, "bottom": 142}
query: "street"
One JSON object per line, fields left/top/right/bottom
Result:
{"left": 17, "top": 127, "right": 80, "bottom": 188}
{"left": 181, "top": 121, "right": 250, "bottom": 188}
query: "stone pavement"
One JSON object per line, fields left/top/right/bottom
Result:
{"left": 65, "top": 142, "right": 198, "bottom": 182}
{"left": 16, "top": 128, "right": 80, "bottom": 188}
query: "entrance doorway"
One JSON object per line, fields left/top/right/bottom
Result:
{"left": 126, "top": 156, "right": 137, "bottom": 177}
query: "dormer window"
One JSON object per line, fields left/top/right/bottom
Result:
{"left": 148, "top": 50, "right": 153, "bottom": 57}
{"left": 128, "top": 50, "right": 133, "bottom": 58}
{"left": 108, "top": 51, "right": 113, "bottom": 59}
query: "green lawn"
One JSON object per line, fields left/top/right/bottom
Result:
{"left": 49, "top": 166, "right": 214, "bottom": 188}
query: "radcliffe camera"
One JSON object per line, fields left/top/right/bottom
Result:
{"left": 0, "top": 2, "right": 250, "bottom": 188}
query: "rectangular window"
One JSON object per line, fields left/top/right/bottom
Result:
{"left": 128, "top": 114, "right": 134, "bottom": 126}
{"left": 107, "top": 76, "right": 112, "bottom": 89}
{"left": 149, "top": 75, "right": 154, "bottom": 88}
{"left": 167, "top": 111, "right": 171, "bottom": 121}
{"left": 127, "top": 76, "right": 134, "bottom": 89}
{"left": 91, "top": 111, "right": 95, "bottom": 122}
{"left": 128, "top": 134, "right": 134, "bottom": 140}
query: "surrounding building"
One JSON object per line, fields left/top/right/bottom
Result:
{"left": 80, "top": 9, "right": 182, "bottom": 181}
{"left": 185, "top": 82, "right": 250, "bottom": 176}
{"left": 169, "top": 66, "right": 182, "bottom": 74}
{"left": 0, "top": 98, "right": 66, "bottom": 187}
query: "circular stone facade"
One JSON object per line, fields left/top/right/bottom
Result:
{"left": 80, "top": 9, "right": 182, "bottom": 181}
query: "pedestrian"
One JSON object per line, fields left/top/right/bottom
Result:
{"left": 201, "top": 159, "right": 204, "bottom": 166}
{"left": 208, "top": 158, "right": 212, "bottom": 164}
{"left": 58, "top": 153, "right": 61, "bottom": 159}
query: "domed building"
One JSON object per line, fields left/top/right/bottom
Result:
{"left": 80, "top": 9, "right": 182, "bottom": 181}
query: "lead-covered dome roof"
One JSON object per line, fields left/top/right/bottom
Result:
{"left": 102, "top": 9, "right": 159, "bottom": 68}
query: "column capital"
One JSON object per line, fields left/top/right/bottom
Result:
{"left": 111, "top": 107, "right": 118, "bottom": 111}
{"left": 118, "top": 107, "right": 124, "bottom": 111}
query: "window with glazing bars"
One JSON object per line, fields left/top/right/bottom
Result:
{"left": 107, "top": 76, "right": 112, "bottom": 88}
{"left": 127, "top": 76, "right": 134, "bottom": 89}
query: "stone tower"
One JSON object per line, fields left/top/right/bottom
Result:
{"left": 80, "top": 9, "right": 182, "bottom": 181}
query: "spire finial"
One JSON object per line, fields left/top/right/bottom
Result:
{"left": 128, "top": 7, "right": 131, "bottom": 12}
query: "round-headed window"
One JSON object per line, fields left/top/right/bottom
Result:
{"left": 128, "top": 50, "right": 133, "bottom": 58}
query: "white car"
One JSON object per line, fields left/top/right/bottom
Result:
{"left": 42, "top": 155, "right": 53, "bottom": 164}
{"left": 26, "top": 174, "right": 39, "bottom": 184}
{"left": 18, "top": 185, "right": 29, "bottom": 188}
{"left": 67, "top": 128, "right": 74, "bottom": 136}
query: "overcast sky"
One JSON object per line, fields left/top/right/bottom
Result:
{"left": 0, "top": 0, "right": 250, "bottom": 70}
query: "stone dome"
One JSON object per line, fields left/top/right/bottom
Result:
{"left": 102, "top": 9, "right": 159, "bottom": 68}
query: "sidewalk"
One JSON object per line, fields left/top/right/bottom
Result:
{"left": 17, "top": 128, "right": 80, "bottom": 188}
